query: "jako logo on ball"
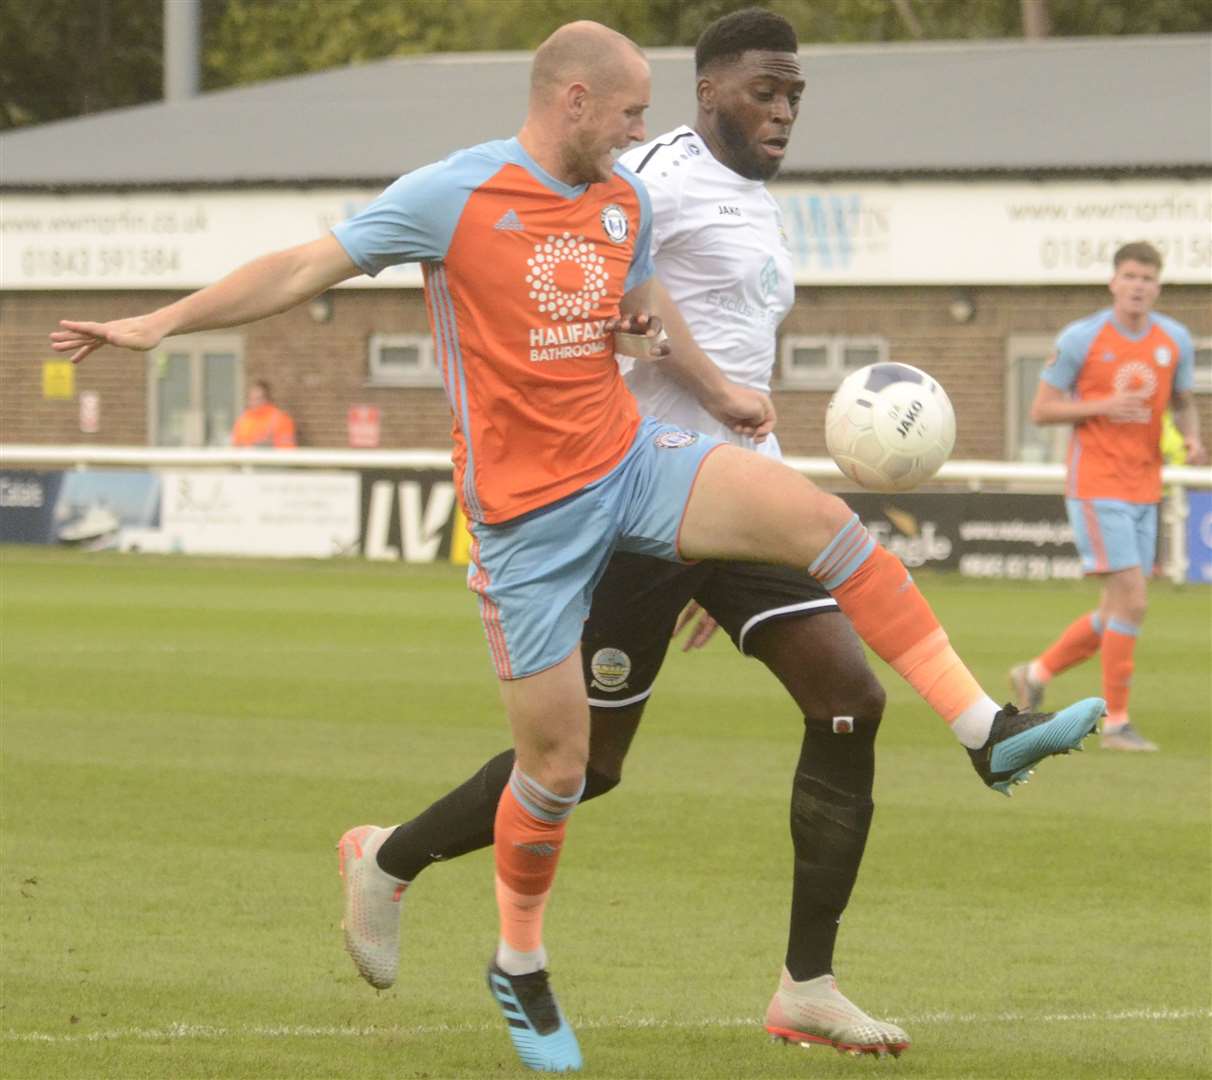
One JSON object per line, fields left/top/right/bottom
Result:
{"left": 825, "top": 362, "right": 956, "bottom": 493}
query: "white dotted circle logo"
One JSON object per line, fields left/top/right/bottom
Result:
{"left": 525, "top": 232, "right": 610, "bottom": 323}
{"left": 1113, "top": 360, "right": 1157, "bottom": 398}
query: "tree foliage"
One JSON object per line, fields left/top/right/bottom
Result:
{"left": 3, "top": 0, "right": 1210, "bottom": 129}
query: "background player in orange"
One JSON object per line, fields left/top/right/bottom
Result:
{"left": 1011, "top": 241, "right": 1205, "bottom": 751}
{"left": 230, "top": 379, "right": 296, "bottom": 448}
{"left": 51, "top": 21, "right": 1102, "bottom": 1073}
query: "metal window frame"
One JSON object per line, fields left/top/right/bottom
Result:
{"left": 367, "top": 332, "right": 439, "bottom": 387}
{"left": 146, "top": 334, "right": 244, "bottom": 447}
{"left": 778, "top": 334, "right": 888, "bottom": 390}
{"left": 1004, "top": 333, "right": 1068, "bottom": 463}
{"left": 1192, "top": 336, "right": 1212, "bottom": 393}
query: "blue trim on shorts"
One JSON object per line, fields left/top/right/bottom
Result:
{"left": 1106, "top": 617, "right": 1141, "bottom": 638}
{"left": 467, "top": 417, "right": 724, "bottom": 679}
{"left": 1065, "top": 498, "right": 1157, "bottom": 575}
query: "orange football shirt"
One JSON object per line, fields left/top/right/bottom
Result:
{"left": 333, "top": 139, "right": 654, "bottom": 523}
{"left": 1043, "top": 309, "right": 1195, "bottom": 503}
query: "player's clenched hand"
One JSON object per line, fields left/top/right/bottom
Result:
{"left": 1101, "top": 388, "right": 1151, "bottom": 423}
{"left": 49, "top": 316, "right": 165, "bottom": 365}
{"left": 1184, "top": 437, "right": 1209, "bottom": 466}
{"left": 673, "top": 601, "right": 720, "bottom": 651}
{"left": 606, "top": 312, "right": 670, "bottom": 359}
{"left": 709, "top": 382, "right": 776, "bottom": 442}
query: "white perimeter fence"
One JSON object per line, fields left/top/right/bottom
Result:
{"left": 2, "top": 445, "right": 1210, "bottom": 583}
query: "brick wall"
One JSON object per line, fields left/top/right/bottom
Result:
{"left": 772, "top": 285, "right": 1212, "bottom": 458}
{"left": 3, "top": 284, "right": 1208, "bottom": 458}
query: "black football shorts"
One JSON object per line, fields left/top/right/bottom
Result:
{"left": 581, "top": 550, "right": 838, "bottom": 707}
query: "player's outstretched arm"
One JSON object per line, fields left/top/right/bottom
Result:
{"left": 618, "top": 278, "right": 776, "bottom": 440}
{"left": 50, "top": 235, "right": 361, "bottom": 364}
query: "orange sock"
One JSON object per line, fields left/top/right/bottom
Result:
{"left": 493, "top": 768, "right": 581, "bottom": 959}
{"left": 1036, "top": 611, "right": 1103, "bottom": 681}
{"left": 813, "top": 518, "right": 989, "bottom": 728}
{"left": 1101, "top": 620, "right": 1139, "bottom": 727}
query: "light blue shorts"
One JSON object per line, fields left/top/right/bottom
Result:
{"left": 1065, "top": 498, "right": 1158, "bottom": 575}
{"left": 467, "top": 417, "right": 725, "bottom": 679}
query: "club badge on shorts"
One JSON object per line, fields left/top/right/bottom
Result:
{"left": 590, "top": 647, "right": 631, "bottom": 691}
{"left": 653, "top": 429, "right": 699, "bottom": 449}
{"left": 600, "top": 205, "right": 629, "bottom": 244}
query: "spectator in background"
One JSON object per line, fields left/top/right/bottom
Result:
{"left": 231, "top": 380, "right": 296, "bottom": 448}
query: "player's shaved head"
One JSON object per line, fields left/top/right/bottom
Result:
{"left": 519, "top": 20, "right": 649, "bottom": 186}
{"left": 530, "top": 20, "right": 646, "bottom": 100}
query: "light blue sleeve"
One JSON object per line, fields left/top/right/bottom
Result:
{"left": 331, "top": 147, "right": 505, "bottom": 276}
{"left": 617, "top": 166, "right": 655, "bottom": 293}
{"left": 1041, "top": 312, "right": 1109, "bottom": 392}
{"left": 1155, "top": 314, "right": 1195, "bottom": 393}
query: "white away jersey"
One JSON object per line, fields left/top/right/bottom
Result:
{"left": 618, "top": 125, "right": 795, "bottom": 458}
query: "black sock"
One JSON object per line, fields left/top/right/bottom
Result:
{"left": 784, "top": 717, "right": 877, "bottom": 982}
{"left": 375, "top": 750, "right": 620, "bottom": 882}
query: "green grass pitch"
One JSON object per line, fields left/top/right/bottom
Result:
{"left": 2, "top": 547, "right": 1209, "bottom": 1079}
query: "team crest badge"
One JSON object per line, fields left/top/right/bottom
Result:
{"left": 590, "top": 647, "right": 631, "bottom": 690}
{"left": 600, "top": 204, "right": 629, "bottom": 244}
{"left": 759, "top": 256, "right": 779, "bottom": 298}
{"left": 654, "top": 429, "right": 699, "bottom": 449}
{"left": 1155, "top": 345, "right": 1172, "bottom": 366}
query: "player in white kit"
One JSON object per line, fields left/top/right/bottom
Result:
{"left": 338, "top": 10, "right": 913, "bottom": 1057}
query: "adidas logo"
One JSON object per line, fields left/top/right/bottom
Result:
{"left": 514, "top": 841, "right": 560, "bottom": 857}
{"left": 494, "top": 208, "right": 523, "bottom": 231}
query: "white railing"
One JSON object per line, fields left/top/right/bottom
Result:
{"left": 3, "top": 445, "right": 1209, "bottom": 582}
{"left": 4, "top": 444, "right": 1210, "bottom": 486}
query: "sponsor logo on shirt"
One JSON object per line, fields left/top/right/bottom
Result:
{"left": 1155, "top": 345, "right": 1172, "bottom": 366}
{"left": 526, "top": 233, "right": 609, "bottom": 322}
{"left": 600, "top": 204, "right": 629, "bottom": 244}
{"left": 654, "top": 429, "right": 699, "bottom": 449}
{"left": 718, "top": 205, "right": 741, "bottom": 217}
{"left": 524, "top": 232, "right": 615, "bottom": 362}
{"left": 1111, "top": 361, "right": 1157, "bottom": 424}
{"left": 528, "top": 320, "right": 611, "bottom": 362}
{"left": 706, "top": 288, "right": 757, "bottom": 320}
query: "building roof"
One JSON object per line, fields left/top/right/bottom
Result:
{"left": 2, "top": 35, "right": 1209, "bottom": 188}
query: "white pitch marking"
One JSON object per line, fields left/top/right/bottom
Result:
{"left": 3, "top": 1008, "right": 1209, "bottom": 1045}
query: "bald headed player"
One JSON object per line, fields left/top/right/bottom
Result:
{"left": 54, "top": 17, "right": 1104, "bottom": 1074}
{"left": 350, "top": 8, "right": 911, "bottom": 1058}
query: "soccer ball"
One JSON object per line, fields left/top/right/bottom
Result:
{"left": 825, "top": 362, "right": 956, "bottom": 492}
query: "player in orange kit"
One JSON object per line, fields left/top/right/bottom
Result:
{"left": 51, "top": 21, "right": 1104, "bottom": 1072}
{"left": 1011, "top": 242, "right": 1205, "bottom": 751}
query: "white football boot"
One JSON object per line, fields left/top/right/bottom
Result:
{"left": 765, "top": 968, "right": 910, "bottom": 1057}
{"left": 337, "top": 824, "right": 408, "bottom": 989}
